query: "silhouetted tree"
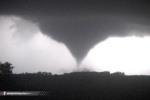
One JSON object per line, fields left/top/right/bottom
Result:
{"left": 0, "top": 62, "right": 14, "bottom": 75}
{"left": 112, "top": 71, "right": 125, "bottom": 76}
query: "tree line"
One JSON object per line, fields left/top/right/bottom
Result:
{"left": 1, "top": 62, "right": 150, "bottom": 100}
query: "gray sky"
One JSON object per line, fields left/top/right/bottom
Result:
{"left": 1, "top": 0, "right": 150, "bottom": 63}
{"left": 1, "top": 0, "right": 150, "bottom": 74}
{"left": 0, "top": 16, "right": 77, "bottom": 74}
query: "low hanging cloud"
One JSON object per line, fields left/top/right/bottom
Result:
{"left": 0, "top": 16, "right": 77, "bottom": 74}
{"left": 1, "top": 0, "right": 150, "bottom": 66}
{"left": 1, "top": 0, "right": 150, "bottom": 76}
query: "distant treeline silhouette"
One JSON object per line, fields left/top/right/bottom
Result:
{"left": 0, "top": 62, "right": 150, "bottom": 100}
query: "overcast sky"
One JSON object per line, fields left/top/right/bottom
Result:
{"left": 0, "top": 16, "right": 77, "bottom": 74}
{"left": 1, "top": 0, "right": 150, "bottom": 74}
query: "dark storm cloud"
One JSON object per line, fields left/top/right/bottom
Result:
{"left": 1, "top": 0, "right": 150, "bottom": 63}
{"left": 0, "top": 16, "right": 77, "bottom": 74}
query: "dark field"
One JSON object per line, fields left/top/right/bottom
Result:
{"left": 1, "top": 72, "right": 150, "bottom": 100}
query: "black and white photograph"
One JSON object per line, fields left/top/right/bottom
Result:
{"left": 0, "top": 0, "right": 150, "bottom": 99}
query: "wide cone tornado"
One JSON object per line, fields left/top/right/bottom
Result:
{"left": 1, "top": 0, "right": 150, "bottom": 68}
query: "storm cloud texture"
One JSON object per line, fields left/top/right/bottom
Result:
{"left": 1, "top": 0, "right": 150, "bottom": 74}
{"left": 0, "top": 16, "right": 76, "bottom": 74}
